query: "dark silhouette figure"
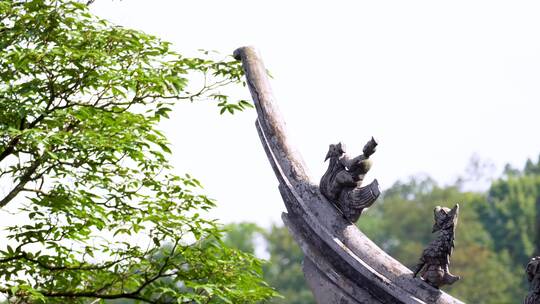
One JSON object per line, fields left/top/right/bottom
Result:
{"left": 319, "top": 138, "right": 380, "bottom": 222}
{"left": 414, "top": 204, "right": 461, "bottom": 288}
{"left": 525, "top": 257, "right": 540, "bottom": 304}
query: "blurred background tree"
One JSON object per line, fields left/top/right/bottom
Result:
{"left": 224, "top": 154, "right": 540, "bottom": 304}
{"left": 224, "top": 224, "right": 315, "bottom": 304}
{"left": 475, "top": 157, "right": 540, "bottom": 265}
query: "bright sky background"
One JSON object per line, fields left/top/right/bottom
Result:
{"left": 91, "top": 0, "right": 540, "bottom": 227}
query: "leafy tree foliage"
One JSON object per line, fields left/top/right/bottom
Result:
{"left": 473, "top": 156, "right": 540, "bottom": 293}
{"left": 262, "top": 225, "right": 314, "bottom": 304}
{"left": 477, "top": 175, "right": 539, "bottom": 264}
{"left": 222, "top": 223, "right": 264, "bottom": 255}
{"left": 0, "top": 0, "right": 275, "bottom": 303}
{"left": 224, "top": 224, "right": 315, "bottom": 304}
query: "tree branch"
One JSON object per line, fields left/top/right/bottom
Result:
{"left": 0, "top": 159, "right": 41, "bottom": 208}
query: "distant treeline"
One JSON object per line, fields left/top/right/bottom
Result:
{"left": 224, "top": 155, "right": 540, "bottom": 304}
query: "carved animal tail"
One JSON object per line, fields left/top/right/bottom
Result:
{"left": 348, "top": 179, "right": 381, "bottom": 209}
{"left": 340, "top": 179, "right": 381, "bottom": 222}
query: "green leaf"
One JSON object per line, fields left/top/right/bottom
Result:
{"left": 0, "top": 1, "right": 276, "bottom": 303}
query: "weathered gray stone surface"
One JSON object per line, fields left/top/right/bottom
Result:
{"left": 234, "top": 46, "right": 465, "bottom": 304}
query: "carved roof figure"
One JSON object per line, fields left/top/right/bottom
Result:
{"left": 320, "top": 138, "right": 380, "bottom": 222}
{"left": 414, "top": 204, "right": 460, "bottom": 289}
{"left": 234, "top": 46, "right": 465, "bottom": 304}
{"left": 525, "top": 256, "right": 540, "bottom": 304}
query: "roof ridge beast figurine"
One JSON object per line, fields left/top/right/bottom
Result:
{"left": 524, "top": 256, "right": 540, "bottom": 304}
{"left": 319, "top": 137, "right": 380, "bottom": 222}
{"left": 413, "top": 204, "right": 461, "bottom": 288}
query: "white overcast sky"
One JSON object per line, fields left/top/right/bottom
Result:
{"left": 91, "top": 0, "right": 540, "bottom": 227}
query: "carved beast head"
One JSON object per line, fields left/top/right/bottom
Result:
{"left": 432, "top": 204, "right": 459, "bottom": 233}
{"left": 527, "top": 257, "right": 540, "bottom": 283}
{"left": 362, "top": 137, "right": 378, "bottom": 158}
{"left": 324, "top": 142, "right": 345, "bottom": 161}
